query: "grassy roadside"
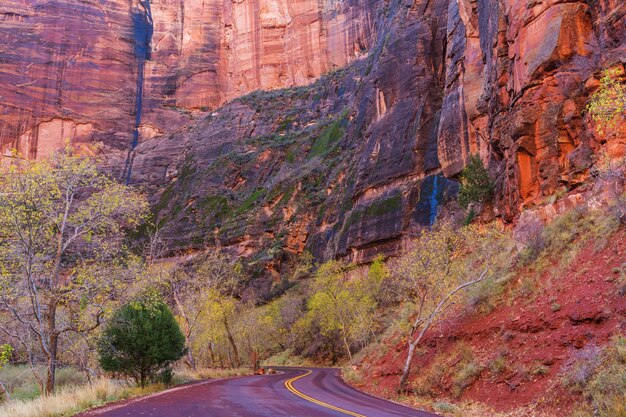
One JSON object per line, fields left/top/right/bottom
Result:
{"left": 0, "top": 367, "right": 250, "bottom": 417}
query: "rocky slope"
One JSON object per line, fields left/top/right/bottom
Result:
{"left": 1, "top": 0, "right": 625, "bottom": 287}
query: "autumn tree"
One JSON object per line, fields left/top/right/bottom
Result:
{"left": 193, "top": 289, "right": 241, "bottom": 368}
{"left": 306, "top": 260, "right": 377, "bottom": 361}
{"left": 0, "top": 344, "right": 12, "bottom": 400}
{"left": 258, "top": 294, "right": 306, "bottom": 353}
{"left": 586, "top": 69, "right": 626, "bottom": 222}
{"left": 0, "top": 148, "right": 148, "bottom": 394}
{"left": 393, "top": 223, "right": 512, "bottom": 390}
{"left": 587, "top": 68, "right": 626, "bottom": 136}
{"left": 146, "top": 248, "right": 242, "bottom": 369}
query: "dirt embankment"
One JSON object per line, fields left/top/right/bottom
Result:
{"left": 351, "top": 229, "right": 626, "bottom": 416}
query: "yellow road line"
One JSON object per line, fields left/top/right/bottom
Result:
{"left": 284, "top": 369, "right": 367, "bottom": 417}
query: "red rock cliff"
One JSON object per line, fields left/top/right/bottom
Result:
{"left": 0, "top": 0, "right": 371, "bottom": 161}
{"left": 0, "top": 0, "right": 624, "bottom": 283}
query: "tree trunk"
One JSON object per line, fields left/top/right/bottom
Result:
{"left": 44, "top": 303, "right": 59, "bottom": 395}
{"left": 400, "top": 317, "right": 433, "bottom": 391}
{"left": 208, "top": 342, "right": 216, "bottom": 367}
{"left": 223, "top": 316, "right": 240, "bottom": 368}
{"left": 172, "top": 289, "right": 196, "bottom": 370}
{"left": 185, "top": 348, "right": 196, "bottom": 370}
{"left": 342, "top": 332, "right": 353, "bottom": 362}
{"left": 45, "top": 349, "right": 57, "bottom": 394}
{"left": 0, "top": 380, "right": 10, "bottom": 401}
{"left": 399, "top": 341, "right": 417, "bottom": 391}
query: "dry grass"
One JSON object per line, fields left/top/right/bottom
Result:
{"left": 341, "top": 366, "right": 363, "bottom": 385}
{"left": 564, "top": 336, "right": 626, "bottom": 417}
{"left": 0, "top": 378, "right": 124, "bottom": 417}
{"left": 0, "top": 366, "right": 249, "bottom": 417}
{"left": 0, "top": 365, "right": 86, "bottom": 401}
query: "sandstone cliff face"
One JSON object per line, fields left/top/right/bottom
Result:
{"left": 438, "top": 0, "right": 626, "bottom": 220}
{"left": 1, "top": 0, "right": 625, "bottom": 288}
{"left": 0, "top": 0, "right": 371, "bottom": 166}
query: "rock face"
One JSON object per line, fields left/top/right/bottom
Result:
{"left": 1, "top": 0, "right": 625, "bottom": 287}
{"left": 438, "top": 0, "right": 626, "bottom": 219}
{"left": 0, "top": 0, "right": 371, "bottom": 167}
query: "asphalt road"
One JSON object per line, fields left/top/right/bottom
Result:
{"left": 80, "top": 367, "right": 439, "bottom": 417}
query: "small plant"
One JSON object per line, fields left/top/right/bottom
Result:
{"left": 617, "top": 263, "right": 626, "bottom": 296}
{"left": 488, "top": 354, "right": 508, "bottom": 376}
{"left": 563, "top": 337, "right": 626, "bottom": 417}
{"left": 433, "top": 401, "right": 461, "bottom": 414}
{"left": 562, "top": 344, "right": 602, "bottom": 392}
{"left": 341, "top": 366, "right": 363, "bottom": 385}
{"left": 551, "top": 302, "right": 561, "bottom": 312}
{"left": 514, "top": 214, "right": 546, "bottom": 264}
{"left": 451, "top": 361, "right": 483, "bottom": 397}
{"left": 0, "top": 344, "right": 12, "bottom": 400}
{"left": 98, "top": 294, "right": 186, "bottom": 387}
{"left": 531, "top": 364, "right": 550, "bottom": 376}
{"left": 458, "top": 155, "right": 494, "bottom": 210}
{"left": 586, "top": 68, "right": 626, "bottom": 136}
{"left": 517, "top": 276, "right": 536, "bottom": 298}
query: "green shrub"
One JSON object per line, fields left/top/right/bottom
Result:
{"left": 98, "top": 295, "right": 186, "bottom": 387}
{"left": 433, "top": 401, "right": 461, "bottom": 414}
{"left": 458, "top": 155, "right": 494, "bottom": 209}
{"left": 451, "top": 361, "right": 483, "bottom": 397}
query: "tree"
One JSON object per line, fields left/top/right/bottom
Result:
{"left": 586, "top": 69, "right": 626, "bottom": 223}
{"left": 146, "top": 248, "right": 242, "bottom": 369}
{"left": 306, "top": 261, "right": 377, "bottom": 361}
{"left": 0, "top": 147, "right": 149, "bottom": 394}
{"left": 190, "top": 288, "right": 242, "bottom": 368}
{"left": 392, "top": 223, "right": 511, "bottom": 390}
{"left": 0, "top": 344, "right": 12, "bottom": 400}
{"left": 587, "top": 68, "right": 626, "bottom": 136}
{"left": 458, "top": 154, "right": 494, "bottom": 210}
{"left": 98, "top": 295, "right": 186, "bottom": 387}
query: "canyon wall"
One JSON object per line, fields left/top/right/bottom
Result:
{"left": 0, "top": 0, "right": 371, "bottom": 164}
{"left": 1, "top": 0, "right": 625, "bottom": 292}
{"left": 438, "top": 0, "right": 626, "bottom": 220}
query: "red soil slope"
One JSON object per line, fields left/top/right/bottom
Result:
{"left": 352, "top": 229, "right": 626, "bottom": 416}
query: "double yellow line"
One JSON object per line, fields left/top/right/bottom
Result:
{"left": 283, "top": 369, "right": 367, "bottom": 417}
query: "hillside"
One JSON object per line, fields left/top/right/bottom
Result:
{"left": 348, "top": 216, "right": 625, "bottom": 416}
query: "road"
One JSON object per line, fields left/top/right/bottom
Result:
{"left": 80, "top": 367, "right": 439, "bottom": 417}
